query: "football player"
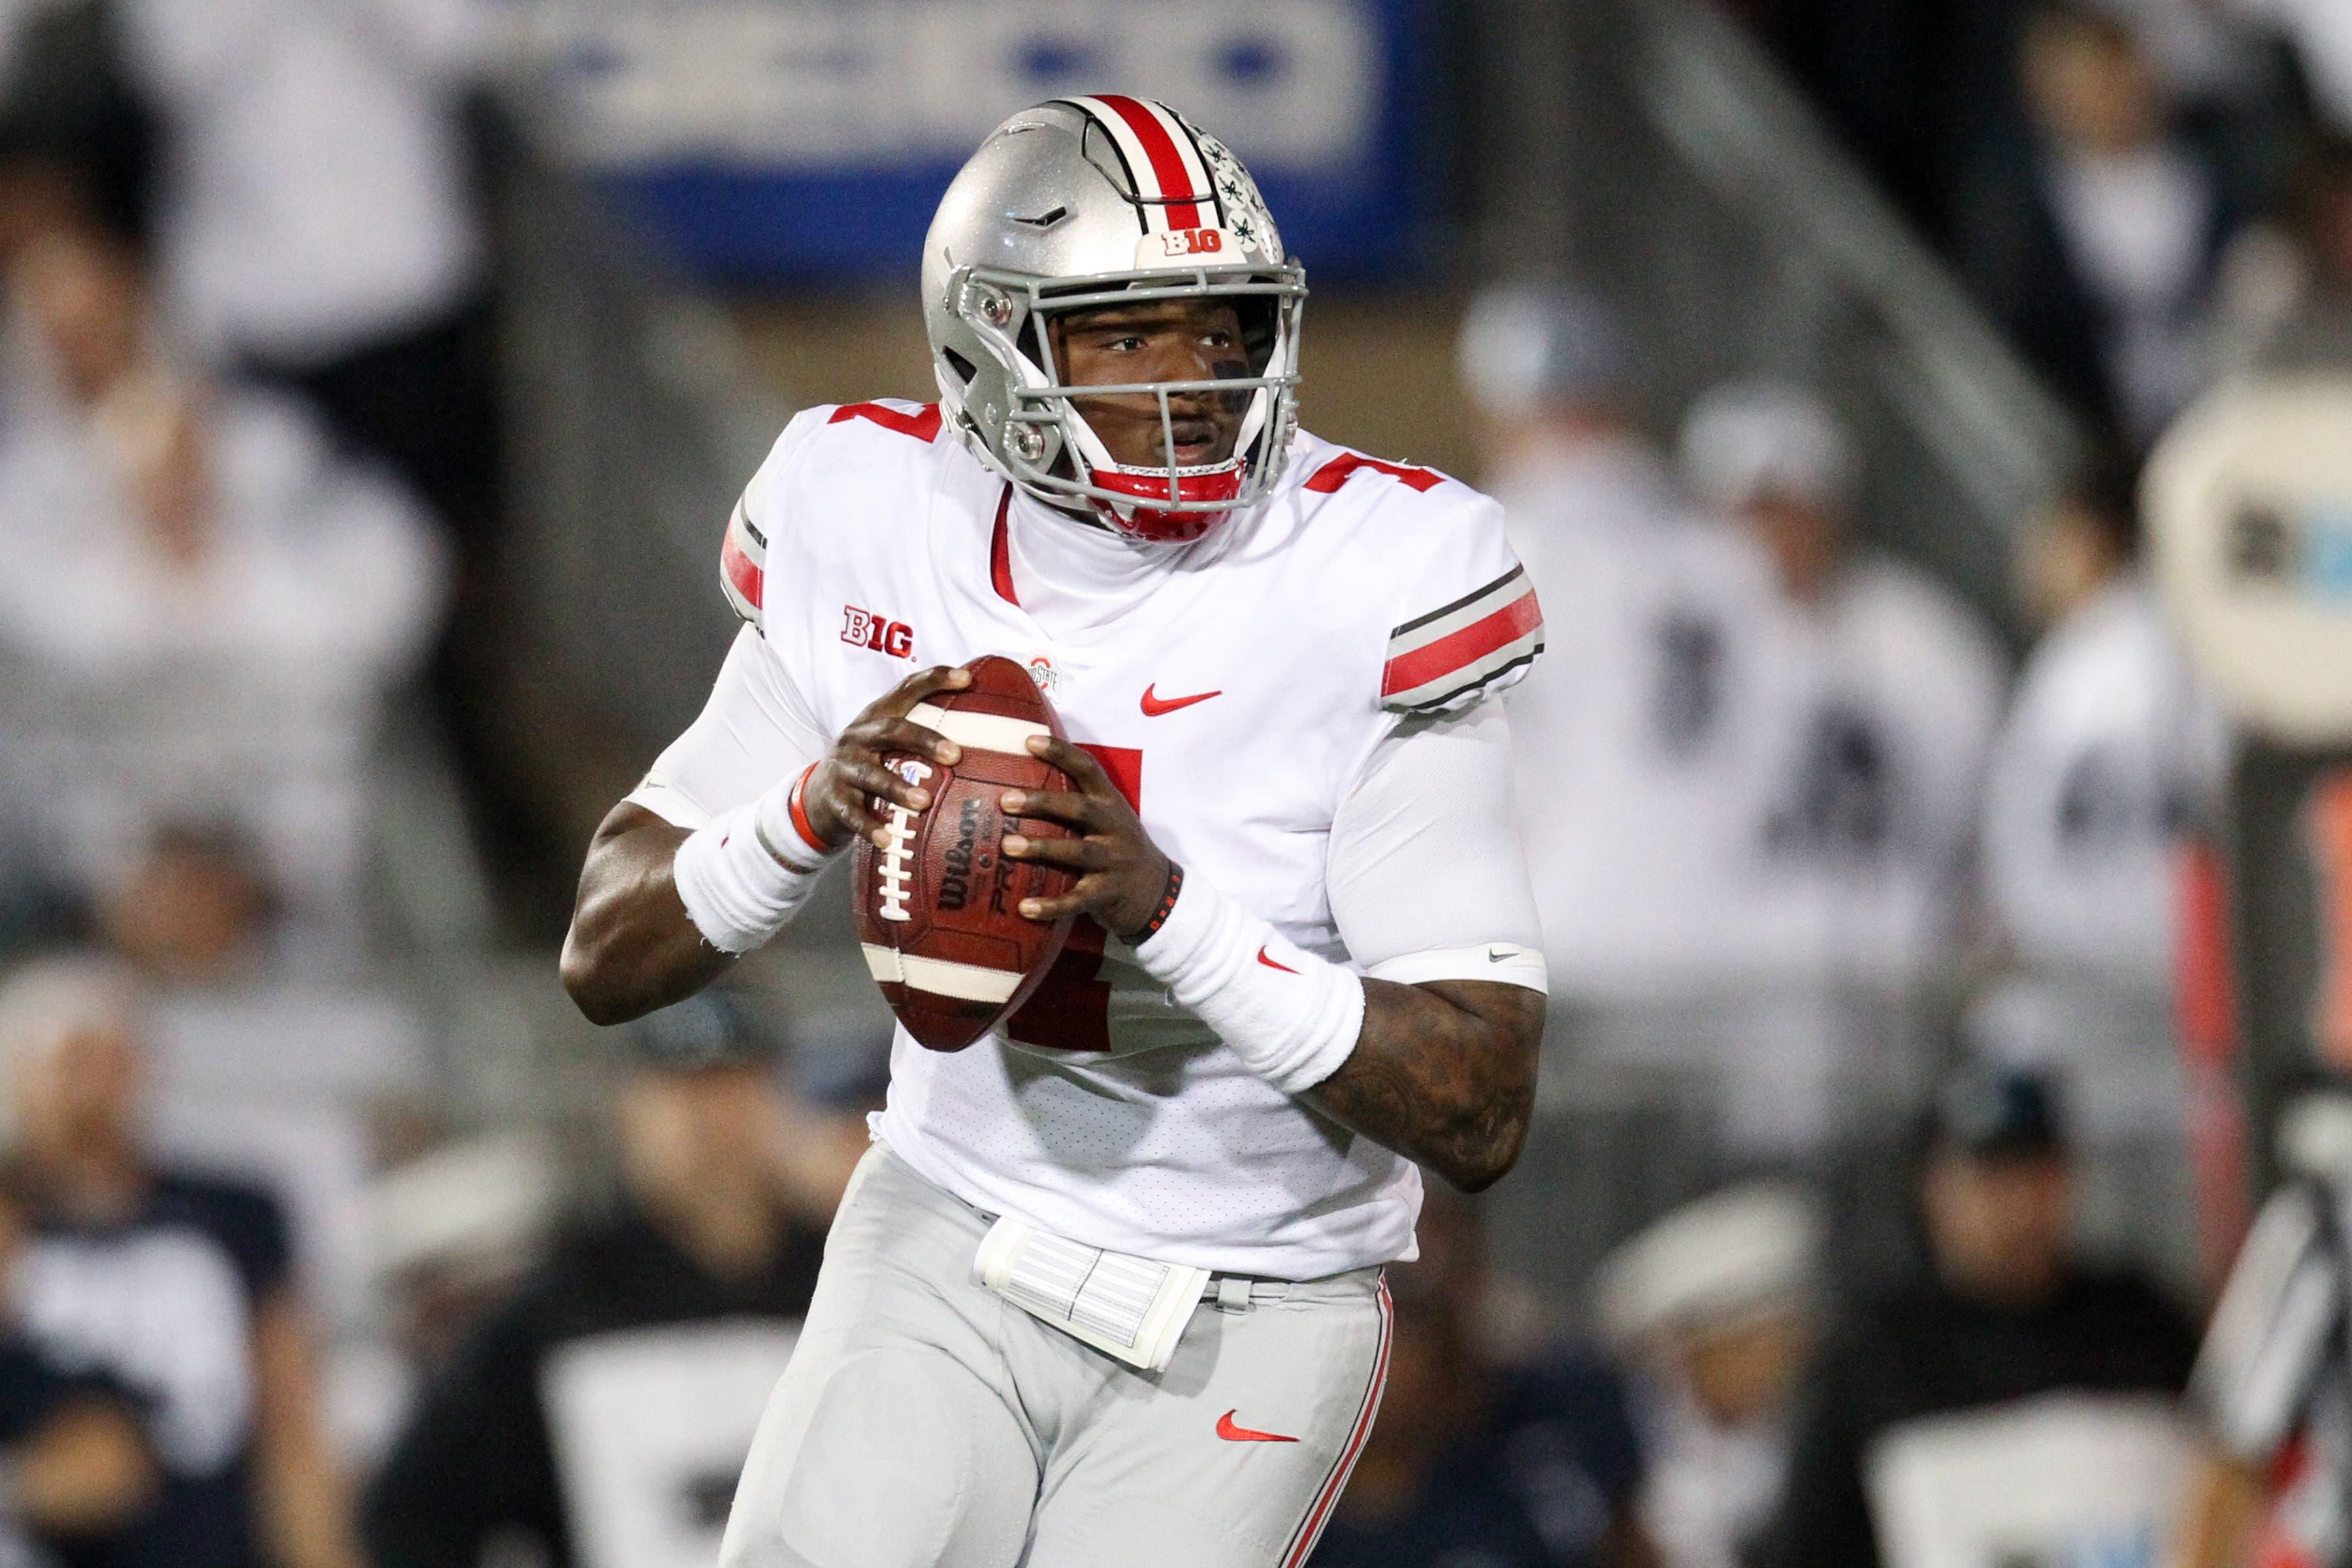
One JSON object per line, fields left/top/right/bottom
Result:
{"left": 561, "top": 97, "right": 1549, "bottom": 1568}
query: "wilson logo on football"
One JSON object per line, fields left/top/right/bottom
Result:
{"left": 842, "top": 606, "right": 915, "bottom": 659}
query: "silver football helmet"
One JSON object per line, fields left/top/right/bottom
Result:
{"left": 922, "top": 97, "right": 1307, "bottom": 543}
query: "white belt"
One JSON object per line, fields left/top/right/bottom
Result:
{"left": 973, "top": 1213, "right": 1288, "bottom": 1372}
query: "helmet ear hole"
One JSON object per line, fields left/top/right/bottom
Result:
{"left": 943, "top": 348, "right": 977, "bottom": 385}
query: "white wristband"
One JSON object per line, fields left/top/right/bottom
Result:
{"left": 1131, "top": 871, "right": 1364, "bottom": 1096}
{"left": 672, "top": 766, "right": 838, "bottom": 954}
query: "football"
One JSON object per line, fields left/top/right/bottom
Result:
{"left": 851, "top": 655, "right": 1080, "bottom": 1051}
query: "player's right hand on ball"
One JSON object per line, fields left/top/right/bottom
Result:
{"left": 803, "top": 665, "right": 969, "bottom": 851}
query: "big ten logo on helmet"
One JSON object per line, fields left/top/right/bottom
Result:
{"left": 842, "top": 606, "right": 915, "bottom": 658}
{"left": 1151, "top": 227, "right": 1224, "bottom": 257}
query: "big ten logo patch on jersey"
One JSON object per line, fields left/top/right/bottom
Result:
{"left": 2307, "top": 770, "right": 2352, "bottom": 1070}
{"left": 842, "top": 606, "right": 915, "bottom": 658}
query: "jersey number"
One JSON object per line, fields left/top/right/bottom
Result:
{"left": 1004, "top": 745, "right": 1141, "bottom": 1054}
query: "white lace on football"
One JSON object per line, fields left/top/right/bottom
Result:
{"left": 875, "top": 798, "right": 920, "bottom": 923}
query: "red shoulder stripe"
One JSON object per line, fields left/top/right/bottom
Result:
{"left": 721, "top": 531, "right": 762, "bottom": 610}
{"left": 1380, "top": 588, "right": 1543, "bottom": 698}
{"left": 1304, "top": 453, "right": 1446, "bottom": 495}
{"left": 828, "top": 402, "right": 943, "bottom": 442}
{"left": 719, "top": 505, "right": 766, "bottom": 620}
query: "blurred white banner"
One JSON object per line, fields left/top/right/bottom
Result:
{"left": 1867, "top": 1392, "right": 2190, "bottom": 1568}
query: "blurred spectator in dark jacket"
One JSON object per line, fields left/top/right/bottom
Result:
{"left": 1768, "top": 1060, "right": 2199, "bottom": 1568}
{"left": 0, "top": 955, "right": 363, "bottom": 1568}
{"left": 1314, "top": 1190, "right": 1658, "bottom": 1568}
{"left": 363, "top": 991, "right": 866, "bottom": 1568}
{"left": 1959, "top": 1, "right": 2244, "bottom": 446}
{"left": 0, "top": 1159, "right": 159, "bottom": 1568}
{"left": 2213, "top": 130, "right": 2352, "bottom": 374}
{"left": 2225, "top": 0, "right": 2352, "bottom": 136}
{"left": 1599, "top": 1184, "right": 1820, "bottom": 1568}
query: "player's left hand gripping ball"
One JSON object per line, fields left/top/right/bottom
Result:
{"left": 998, "top": 740, "right": 1175, "bottom": 941}
{"left": 851, "top": 655, "right": 1083, "bottom": 1050}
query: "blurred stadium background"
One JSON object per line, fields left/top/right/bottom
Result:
{"left": 0, "top": 0, "right": 2349, "bottom": 1565}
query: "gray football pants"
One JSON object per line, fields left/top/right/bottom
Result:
{"left": 717, "top": 1142, "right": 1392, "bottom": 1568}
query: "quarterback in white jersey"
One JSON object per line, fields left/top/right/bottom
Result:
{"left": 562, "top": 96, "right": 1547, "bottom": 1568}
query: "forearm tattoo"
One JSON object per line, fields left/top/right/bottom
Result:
{"left": 1305, "top": 978, "right": 1543, "bottom": 1191}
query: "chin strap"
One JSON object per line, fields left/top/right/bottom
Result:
{"left": 1059, "top": 398, "right": 1250, "bottom": 542}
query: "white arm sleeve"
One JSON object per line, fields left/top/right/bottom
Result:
{"left": 625, "top": 627, "right": 834, "bottom": 830}
{"left": 1327, "top": 702, "right": 1547, "bottom": 991}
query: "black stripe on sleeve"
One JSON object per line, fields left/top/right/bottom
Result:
{"left": 1388, "top": 564, "right": 1526, "bottom": 641}
{"left": 1392, "top": 644, "right": 1545, "bottom": 713}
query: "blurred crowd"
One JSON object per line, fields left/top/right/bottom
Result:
{"left": 1739, "top": 0, "right": 2352, "bottom": 448}
{"left": 0, "top": 0, "right": 2345, "bottom": 1566}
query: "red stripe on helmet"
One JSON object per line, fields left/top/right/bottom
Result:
{"left": 1094, "top": 95, "right": 1204, "bottom": 231}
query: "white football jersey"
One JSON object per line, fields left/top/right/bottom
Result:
{"left": 634, "top": 400, "right": 1545, "bottom": 1280}
{"left": 1981, "top": 578, "right": 2224, "bottom": 980}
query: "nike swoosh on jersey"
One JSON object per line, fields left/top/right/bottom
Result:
{"left": 1256, "top": 947, "right": 1298, "bottom": 974}
{"left": 1216, "top": 1410, "right": 1299, "bottom": 1443}
{"left": 1141, "top": 683, "right": 1221, "bottom": 717}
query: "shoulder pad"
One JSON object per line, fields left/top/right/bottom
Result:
{"left": 720, "top": 400, "right": 948, "bottom": 633}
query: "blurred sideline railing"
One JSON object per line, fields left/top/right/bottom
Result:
{"left": 478, "top": 102, "right": 787, "bottom": 845}
{"left": 1481, "top": 0, "right": 2087, "bottom": 620}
